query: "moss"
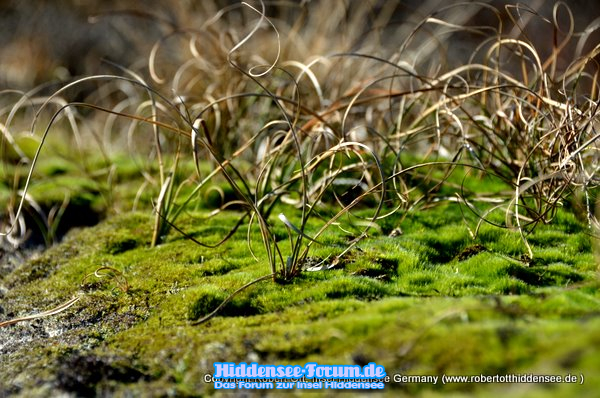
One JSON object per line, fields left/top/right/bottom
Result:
{"left": 1, "top": 196, "right": 598, "bottom": 397}
{"left": 321, "top": 275, "right": 390, "bottom": 300}
{"left": 55, "top": 352, "right": 151, "bottom": 395}
{"left": 187, "top": 286, "right": 229, "bottom": 321}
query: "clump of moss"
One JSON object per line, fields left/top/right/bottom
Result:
{"left": 2, "top": 201, "right": 598, "bottom": 396}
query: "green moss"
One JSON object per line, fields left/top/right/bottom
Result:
{"left": 1, "top": 193, "right": 598, "bottom": 397}
{"left": 187, "top": 286, "right": 229, "bottom": 320}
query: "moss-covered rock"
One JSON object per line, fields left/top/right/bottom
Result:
{"left": 0, "top": 202, "right": 598, "bottom": 397}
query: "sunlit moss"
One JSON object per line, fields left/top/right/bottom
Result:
{"left": 1, "top": 197, "right": 598, "bottom": 396}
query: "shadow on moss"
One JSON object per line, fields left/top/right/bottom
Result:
{"left": 56, "top": 352, "right": 151, "bottom": 396}
{"left": 506, "top": 264, "right": 584, "bottom": 287}
{"left": 187, "top": 287, "right": 260, "bottom": 321}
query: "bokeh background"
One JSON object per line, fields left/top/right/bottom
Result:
{"left": 1, "top": 0, "right": 599, "bottom": 90}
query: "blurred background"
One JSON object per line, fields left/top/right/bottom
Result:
{"left": 1, "top": 0, "right": 599, "bottom": 90}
